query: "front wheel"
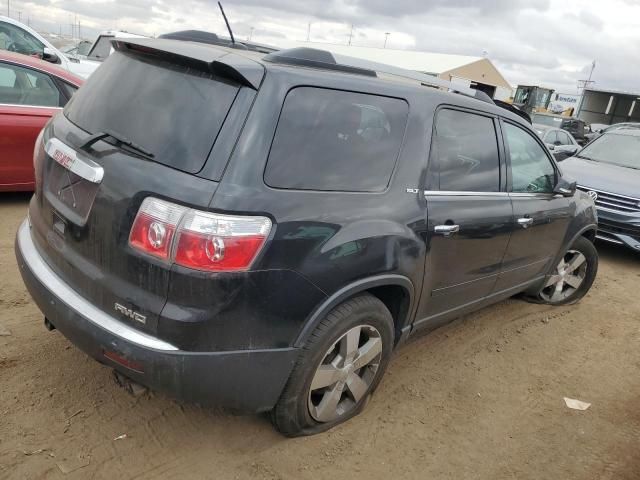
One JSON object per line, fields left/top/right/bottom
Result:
{"left": 271, "top": 294, "right": 394, "bottom": 437}
{"left": 537, "top": 236, "right": 598, "bottom": 305}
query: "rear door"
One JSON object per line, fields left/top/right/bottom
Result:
{"left": 494, "top": 121, "right": 572, "bottom": 291}
{"left": 414, "top": 107, "right": 513, "bottom": 328}
{"left": 0, "top": 61, "right": 63, "bottom": 190}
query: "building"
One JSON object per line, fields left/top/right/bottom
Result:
{"left": 275, "top": 41, "right": 514, "bottom": 100}
{"left": 577, "top": 88, "right": 640, "bottom": 125}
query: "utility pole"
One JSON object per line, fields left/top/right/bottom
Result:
{"left": 306, "top": 22, "right": 311, "bottom": 42}
{"left": 384, "top": 32, "right": 390, "bottom": 48}
{"left": 18, "top": 10, "right": 21, "bottom": 21}
{"left": 348, "top": 24, "right": 353, "bottom": 46}
{"left": 248, "top": 26, "right": 254, "bottom": 41}
{"left": 7, "top": 0, "right": 9, "bottom": 17}
{"left": 578, "top": 60, "right": 596, "bottom": 92}
{"left": 78, "top": 19, "right": 82, "bottom": 39}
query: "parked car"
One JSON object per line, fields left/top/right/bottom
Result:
{"left": 0, "top": 16, "right": 98, "bottom": 78}
{"left": 534, "top": 125, "right": 580, "bottom": 160}
{"left": 0, "top": 51, "right": 83, "bottom": 191}
{"left": 559, "top": 130, "right": 640, "bottom": 251}
{"left": 85, "top": 30, "right": 147, "bottom": 62}
{"left": 531, "top": 112, "right": 587, "bottom": 145}
{"left": 61, "top": 40, "right": 93, "bottom": 59}
{"left": 583, "top": 122, "right": 640, "bottom": 144}
{"left": 15, "top": 40, "right": 599, "bottom": 436}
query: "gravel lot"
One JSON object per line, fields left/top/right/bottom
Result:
{"left": 1, "top": 192, "right": 639, "bottom": 480}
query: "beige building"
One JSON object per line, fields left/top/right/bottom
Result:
{"left": 276, "top": 41, "right": 514, "bottom": 100}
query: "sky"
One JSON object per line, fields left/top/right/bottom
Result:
{"left": 4, "top": 0, "right": 640, "bottom": 94}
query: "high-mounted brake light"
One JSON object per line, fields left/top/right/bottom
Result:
{"left": 129, "top": 197, "right": 272, "bottom": 272}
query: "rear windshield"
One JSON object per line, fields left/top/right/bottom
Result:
{"left": 265, "top": 87, "right": 408, "bottom": 192}
{"left": 532, "top": 114, "right": 563, "bottom": 127}
{"left": 64, "top": 50, "right": 239, "bottom": 174}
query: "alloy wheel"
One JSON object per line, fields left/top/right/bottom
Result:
{"left": 308, "top": 325, "right": 383, "bottom": 423}
{"left": 539, "top": 249, "right": 588, "bottom": 303}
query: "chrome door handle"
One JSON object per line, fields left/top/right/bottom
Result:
{"left": 517, "top": 217, "right": 534, "bottom": 228}
{"left": 434, "top": 224, "right": 460, "bottom": 237}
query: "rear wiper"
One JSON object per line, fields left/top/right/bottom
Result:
{"left": 79, "top": 130, "right": 155, "bottom": 159}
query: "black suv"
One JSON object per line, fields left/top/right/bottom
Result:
{"left": 15, "top": 39, "right": 599, "bottom": 436}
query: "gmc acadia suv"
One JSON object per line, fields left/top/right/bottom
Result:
{"left": 15, "top": 39, "right": 599, "bottom": 436}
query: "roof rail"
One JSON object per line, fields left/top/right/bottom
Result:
{"left": 263, "top": 47, "right": 494, "bottom": 104}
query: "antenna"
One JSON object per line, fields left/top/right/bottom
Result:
{"left": 218, "top": 2, "right": 235, "bottom": 44}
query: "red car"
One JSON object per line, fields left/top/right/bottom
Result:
{"left": 1, "top": 51, "right": 83, "bottom": 191}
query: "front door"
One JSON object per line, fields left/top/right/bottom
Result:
{"left": 494, "top": 121, "right": 572, "bottom": 291}
{"left": 414, "top": 108, "right": 513, "bottom": 330}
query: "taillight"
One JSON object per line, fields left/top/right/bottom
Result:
{"left": 129, "top": 197, "right": 272, "bottom": 272}
{"left": 129, "top": 198, "right": 187, "bottom": 261}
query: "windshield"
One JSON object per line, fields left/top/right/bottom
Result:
{"left": 577, "top": 133, "right": 640, "bottom": 169}
{"left": 532, "top": 114, "right": 563, "bottom": 127}
{"left": 65, "top": 50, "right": 240, "bottom": 174}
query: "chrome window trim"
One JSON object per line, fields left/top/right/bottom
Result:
{"left": 423, "top": 190, "right": 554, "bottom": 198}
{"left": 17, "top": 220, "right": 178, "bottom": 351}
{"left": 45, "top": 137, "right": 104, "bottom": 183}
{"left": 423, "top": 190, "right": 508, "bottom": 197}
{"left": 0, "top": 103, "right": 63, "bottom": 110}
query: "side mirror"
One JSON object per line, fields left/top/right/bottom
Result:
{"left": 42, "top": 47, "right": 60, "bottom": 64}
{"left": 554, "top": 176, "right": 577, "bottom": 197}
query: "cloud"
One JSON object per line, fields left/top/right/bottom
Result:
{"left": 4, "top": 0, "right": 639, "bottom": 94}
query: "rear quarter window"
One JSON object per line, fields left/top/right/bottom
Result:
{"left": 264, "top": 87, "right": 409, "bottom": 192}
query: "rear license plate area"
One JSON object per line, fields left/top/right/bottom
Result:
{"left": 44, "top": 160, "right": 99, "bottom": 226}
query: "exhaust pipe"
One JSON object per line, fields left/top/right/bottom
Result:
{"left": 44, "top": 317, "right": 56, "bottom": 331}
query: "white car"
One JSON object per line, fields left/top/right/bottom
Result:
{"left": 86, "top": 30, "right": 147, "bottom": 62}
{"left": 0, "top": 15, "right": 99, "bottom": 78}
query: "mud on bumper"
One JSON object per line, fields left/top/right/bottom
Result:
{"left": 15, "top": 219, "right": 298, "bottom": 413}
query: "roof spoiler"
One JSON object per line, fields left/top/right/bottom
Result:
{"left": 112, "top": 38, "right": 264, "bottom": 89}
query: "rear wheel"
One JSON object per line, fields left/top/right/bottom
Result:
{"left": 537, "top": 236, "right": 598, "bottom": 305}
{"left": 272, "top": 294, "right": 394, "bottom": 437}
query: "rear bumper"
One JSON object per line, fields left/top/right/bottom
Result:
{"left": 15, "top": 218, "right": 297, "bottom": 412}
{"left": 595, "top": 210, "right": 640, "bottom": 252}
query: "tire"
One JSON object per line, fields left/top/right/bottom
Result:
{"left": 271, "top": 293, "right": 394, "bottom": 437}
{"left": 535, "top": 236, "right": 598, "bottom": 305}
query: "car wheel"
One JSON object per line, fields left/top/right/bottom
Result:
{"left": 537, "top": 236, "right": 598, "bottom": 305}
{"left": 271, "top": 293, "right": 394, "bottom": 437}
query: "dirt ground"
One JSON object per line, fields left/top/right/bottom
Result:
{"left": 1, "top": 192, "right": 639, "bottom": 480}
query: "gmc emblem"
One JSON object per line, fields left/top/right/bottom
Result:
{"left": 114, "top": 303, "right": 147, "bottom": 324}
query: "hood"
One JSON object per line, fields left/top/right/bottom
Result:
{"left": 560, "top": 156, "right": 640, "bottom": 198}
{"left": 63, "top": 56, "right": 101, "bottom": 78}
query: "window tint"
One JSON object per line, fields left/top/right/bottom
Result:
{"left": 65, "top": 51, "right": 239, "bottom": 174}
{"left": 429, "top": 109, "right": 500, "bottom": 192}
{"left": 265, "top": 87, "right": 408, "bottom": 192}
{"left": 0, "top": 62, "right": 61, "bottom": 107}
{"left": 504, "top": 123, "right": 556, "bottom": 193}
{"left": 0, "top": 22, "right": 44, "bottom": 56}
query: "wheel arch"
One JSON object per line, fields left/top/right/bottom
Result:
{"left": 294, "top": 274, "right": 415, "bottom": 349}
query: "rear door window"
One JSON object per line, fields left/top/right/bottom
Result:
{"left": 428, "top": 109, "right": 501, "bottom": 192}
{"left": 265, "top": 87, "right": 408, "bottom": 192}
{"left": 64, "top": 50, "right": 240, "bottom": 174}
